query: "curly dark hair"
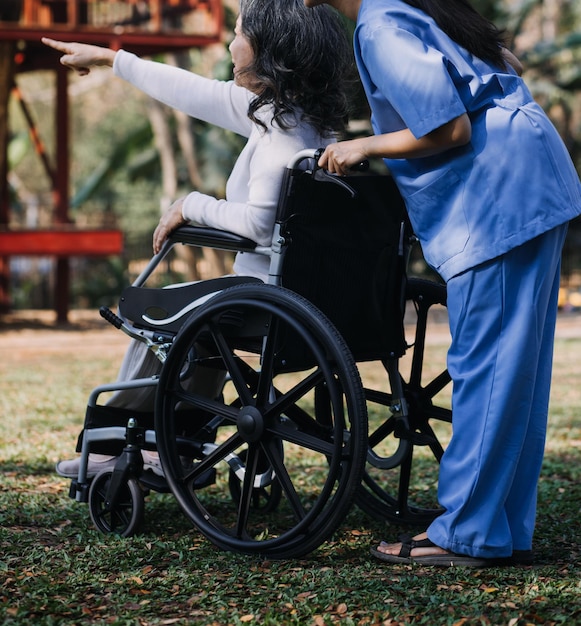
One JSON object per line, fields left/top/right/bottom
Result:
{"left": 238, "top": 0, "right": 353, "bottom": 136}
{"left": 403, "top": 0, "right": 508, "bottom": 68}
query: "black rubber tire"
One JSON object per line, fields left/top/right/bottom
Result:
{"left": 356, "top": 278, "right": 452, "bottom": 524}
{"left": 88, "top": 469, "right": 145, "bottom": 537}
{"left": 155, "top": 283, "right": 368, "bottom": 558}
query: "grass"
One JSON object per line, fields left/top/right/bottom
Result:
{"left": 0, "top": 311, "right": 580, "bottom": 626}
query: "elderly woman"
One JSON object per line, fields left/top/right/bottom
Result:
{"left": 44, "top": 0, "right": 353, "bottom": 478}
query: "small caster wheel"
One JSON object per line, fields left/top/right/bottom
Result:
{"left": 88, "top": 469, "right": 145, "bottom": 537}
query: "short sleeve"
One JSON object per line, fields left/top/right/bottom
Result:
{"left": 358, "top": 25, "right": 466, "bottom": 138}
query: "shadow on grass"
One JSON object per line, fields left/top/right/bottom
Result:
{"left": 1, "top": 449, "right": 580, "bottom": 625}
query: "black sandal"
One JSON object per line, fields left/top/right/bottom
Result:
{"left": 370, "top": 537, "right": 490, "bottom": 568}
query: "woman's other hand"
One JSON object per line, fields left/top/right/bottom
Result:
{"left": 41, "top": 38, "right": 116, "bottom": 75}
{"left": 153, "top": 198, "right": 188, "bottom": 254}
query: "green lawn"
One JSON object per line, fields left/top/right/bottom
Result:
{"left": 0, "top": 313, "right": 580, "bottom": 625}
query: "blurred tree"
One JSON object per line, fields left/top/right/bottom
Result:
{"left": 9, "top": 1, "right": 240, "bottom": 296}
{"left": 6, "top": 0, "right": 581, "bottom": 306}
{"left": 508, "top": 0, "right": 581, "bottom": 282}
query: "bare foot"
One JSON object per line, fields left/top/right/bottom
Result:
{"left": 375, "top": 532, "right": 448, "bottom": 558}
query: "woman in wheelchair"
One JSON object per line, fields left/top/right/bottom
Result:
{"left": 43, "top": 0, "right": 353, "bottom": 479}
{"left": 306, "top": 0, "right": 581, "bottom": 566}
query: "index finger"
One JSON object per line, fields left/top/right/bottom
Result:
{"left": 41, "top": 37, "right": 69, "bottom": 52}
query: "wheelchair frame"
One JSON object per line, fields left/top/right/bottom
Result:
{"left": 67, "top": 149, "right": 451, "bottom": 558}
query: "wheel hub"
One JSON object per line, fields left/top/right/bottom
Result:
{"left": 237, "top": 406, "right": 265, "bottom": 442}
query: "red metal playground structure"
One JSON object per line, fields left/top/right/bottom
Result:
{"left": 0, "top": 0, "right": 223, "bottom": 322}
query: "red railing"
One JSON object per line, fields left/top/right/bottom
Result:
{"left": 1, "top": 0, "right": 222, "bottom": 38}
{"left": 0, "top": 230, "right": 123, "bottom": 257}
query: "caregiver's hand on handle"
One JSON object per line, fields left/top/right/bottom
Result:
{"left": 316, "top": 137, "right": 370, "bottom": 177}
{"left": 318, "top": 113, "right": 473, "bottom": 176}
{"left": 41, "top": 37, "right": 116, "bottom": 76}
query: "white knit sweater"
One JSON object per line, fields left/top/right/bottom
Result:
{"left": 113, "top": 50, "right": 331, "bottom": 280}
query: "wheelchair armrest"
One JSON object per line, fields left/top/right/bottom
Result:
{"left": 169, "top": 225, "right": 257, "bottom": 252}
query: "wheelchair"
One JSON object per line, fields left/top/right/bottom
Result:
{"left": 66, "top": 149, "right": 451, "bottom": 559}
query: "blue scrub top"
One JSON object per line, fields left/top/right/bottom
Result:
{"left": 354, "top": 0, "right": 581, "bottom": 280}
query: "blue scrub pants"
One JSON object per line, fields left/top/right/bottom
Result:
{"left": 427, "top": 224, "right": 568, "bottom": 559}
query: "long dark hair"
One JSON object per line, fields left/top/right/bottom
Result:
{"left": 238, "top": 0, "right": 352, "bottom": 136}
{"left": 403, "top": 0, "right": 507, "bottom": 68}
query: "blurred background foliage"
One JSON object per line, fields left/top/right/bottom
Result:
{"left": 6, "top": 0, "right": 581, "bottom": 309}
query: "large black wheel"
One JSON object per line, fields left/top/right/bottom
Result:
{"left": 356, "top": 278, "right": 452, "bottom": 525}
{"left": 155, "top": 283, "right": 368, "bottom": 558}
{"left": 88, "top": 469, "right": 145, "bottom": 537}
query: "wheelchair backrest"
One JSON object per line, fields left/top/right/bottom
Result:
{"left": 277, "top": 168, "right": 409, "bottom": 361}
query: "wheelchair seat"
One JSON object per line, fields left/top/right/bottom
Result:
{"left": 119, "top": 275, "right": 261, "bottom": 334}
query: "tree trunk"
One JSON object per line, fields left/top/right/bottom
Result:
{"left": 0, "top": 42, "right": 16, "bottom": 312}
{"left": 147, "top": 97, "right": 201, "bottom": 281}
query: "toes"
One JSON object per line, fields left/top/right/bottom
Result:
{"left": 376, "top": 541, "right": 403, "bottom": 555}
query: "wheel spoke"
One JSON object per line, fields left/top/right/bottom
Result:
{"left": 234, "top": 444, "right": 261, "bottom": 538}
{"left": 255, "top": 314, "right": 279, "bottom": 407}
{"left": 267, "top": 419, "right": 339, "bottom": 457}
{"left": 367, "top": 415, "right": 397, "bottom": 447}
{"left": 170, "top": 387, "right": 239, "bottom": 422}
{"left": 422, "top": 370, "right": 452, "bottom": 399}
{"left": 261, "top": 438, "right": 307, "bottom": 522}
{"left": 419, "top": 421, "right": 445, "bottom": 460}
{"left": 266, "top": 369, "right": 325, "bottom": 421}
{"left": 181, "top": 431, "right": 243, "bottom": 484}
{"left": 208, "top": 318, "right": 255, "bottom": 406}
{"left": 426, "top": 405, "right": 452, "bottom": 423}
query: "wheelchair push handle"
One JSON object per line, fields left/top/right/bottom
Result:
{"left": 285, "top": 149, "right": 369, "bottom": 199}
{"left": 313, "top": 148, "right": 369, "bottom": 173}
{"left": 286, "top": 148, "right": 368, "bottom": 172}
